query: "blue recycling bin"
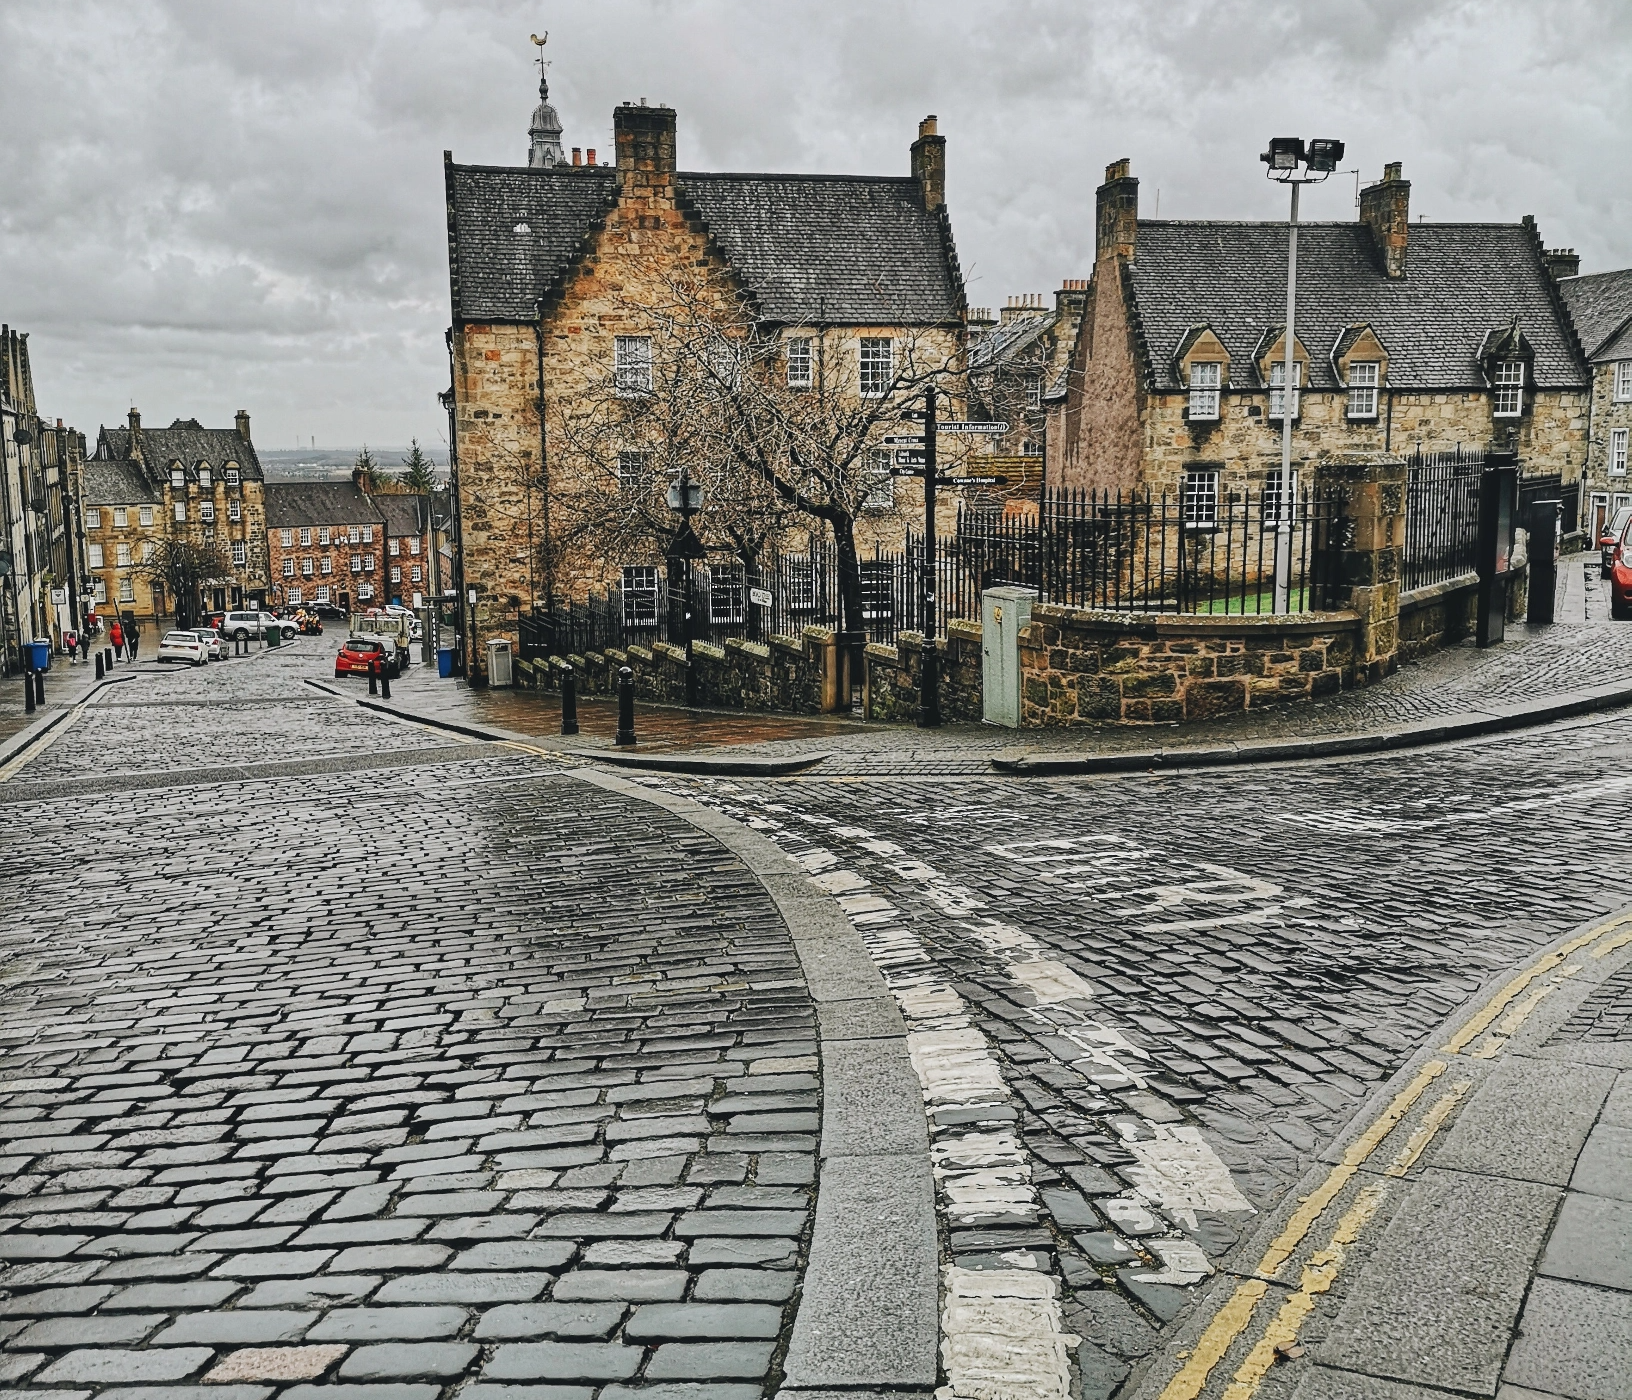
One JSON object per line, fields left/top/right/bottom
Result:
{"left": 437, "top": 646, "right": 455, "bottom": 679}
{"left": 26, "top": 640, "right": 50, "bottom": 672}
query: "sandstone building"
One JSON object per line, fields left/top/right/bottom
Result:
{"left": 82, "top": 411, "right": 268, "bottom": 624}
{"left": 1559, "top": 266, "right": 1632, "bottom": 542}
{"left": 443, "top": 85, "right": 967, "bottom": 677}
{"left": 1049, "top": 160, "right": 1589, "bottom": 501}
{"left": 264, "top": 476, "right": 433, "bottom": 612}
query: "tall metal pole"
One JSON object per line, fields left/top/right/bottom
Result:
{"left": 920, "top": 384, "right": 941, "bottom": 727}
{"left": 1274, "top": 181, "right": 1300, "bottom": 614}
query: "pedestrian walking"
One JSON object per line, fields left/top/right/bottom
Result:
{"left": 63, "top": 629, "right": 78, "bottom": 663}
{"left": 125, "top": 618, "right": 141, "bottom": 661}
{"left": 109, "top": 618, "right": 123, "bottom": 657}
{"left": 79, "top": 630, "right": 90, "bottom": 663}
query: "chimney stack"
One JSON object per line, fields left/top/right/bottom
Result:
{"left": 911, "top": 115, "right": 946, "bottom": 212}
{"left": 1096, "top": 159, "right": 1138, "bottom": 263}
{"left": 1545, "top": 247, "right": 1580, "bottom": 280}
{"left": 235, "top": 409, "right": 251, "bottom": 442}
{"left": 572, "top": 147, "right": 581, "bottom": 166}
{"left": 1056, "top": 278, "right": 1090, "bottom": 318}
{"left": 1360, "top": 161, "right": 1411, "bottom": 279}
{"left": 586, "top": 148, "right": 596, "bottom": 166}
{"left": 613, "top": 104, "right": 676, "bottom": 201}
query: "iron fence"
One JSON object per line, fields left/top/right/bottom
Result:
{"left": 1404, "top": 447, "right": 1484, "bottom": 591}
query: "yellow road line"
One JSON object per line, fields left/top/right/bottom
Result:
{"left": 1386, "top": 1082, "right": 1471, "bottom": 1176}
{"left": 1221, "top": 1184, "right": 1388, "bottom": 1400}
{"left": 1591, "top": 925, "right": 1632, "bottom": 959}
{"left": 0, "top": 705, "right": 85, "bottom": 782}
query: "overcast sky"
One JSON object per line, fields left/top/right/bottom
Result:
{"left": 4, "top": 0, "right": 1629, "bottom": 449}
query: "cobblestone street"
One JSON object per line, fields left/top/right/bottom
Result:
{"left": 1, "top": 635, "right": 1630, "bottom": 1399}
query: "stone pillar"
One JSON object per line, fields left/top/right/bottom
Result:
{"left": 1317, "top": 452, "right": 1406, "bottom": 683}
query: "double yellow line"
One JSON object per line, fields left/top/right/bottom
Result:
{"left": 1158, "top": 909, "right": 1632, "bottom": 1400}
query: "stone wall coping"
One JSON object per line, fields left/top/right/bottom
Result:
{"left": 1399, "top": 572, "right": 1479, "bottom": 616}
{"left": 605, "top": 646, "right": 630, "bottom": 665}
{"left": 1027, "top": 604, "right": 1362, "bottom": 641}
{"left": 770, "top": 633, "right": 805, "bottom": 655}
{"left": 802, "top": 625, "right": 838, "bottom": 645}
{"left": 724, "top": 637, "right": 771, "bottom": 661}
{"left": 947, "top": 618, "right": 982, "bottom": 642}
{"left": 864, "top": 642, "right": 901, "bottom": 662}
{"left": 691, "top": 640, "right": 727, "bottom": 662}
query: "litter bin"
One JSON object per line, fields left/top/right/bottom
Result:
{"left": 437, "top": 646, "right": 455, "bottom": 679}
{"left": 486, "top": 638, "right": 513, "bottom": 688}
{"left": 26, "top": 640, "right": 50, "bottom": 672}
{"left": 265, "top": 624, "right": 281, "bottom": 649}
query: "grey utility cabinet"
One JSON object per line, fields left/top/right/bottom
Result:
{"left": 981, "top": 586, "right": 1036, "bottom": 727}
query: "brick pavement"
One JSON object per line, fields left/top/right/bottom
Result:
{"left": 0, "top": 653, "right": 822, "bottom": 1400}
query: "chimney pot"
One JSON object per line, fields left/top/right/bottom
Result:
{"left": 572, "top": 147, "right": 581, "bottom": 166}
{"left": 587, "top": 148, "right": 596, "bottom": 165}
{"left": 919, "top": 114, "right": 938, "bottom": 138}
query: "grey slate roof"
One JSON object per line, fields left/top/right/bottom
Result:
{"left": 82, "top": 458, "right": 160, "bottom": 506}
{"left": 1127, "top": 221, "right": 1588, "bottom": 392}
{"left": 98, "top": 420, "right": 264, "bottom": 481}
{"left": 1559, "top": 268, "right": 1632, "bottom": 362}
{"left": 264, "top": 481, "right": 383, "bottom": 529}
{"left": 969, "top": 312, "right": 1053, "bottom": 372}
{"left": 375, "top": 493, "right": 426, "bottom": 538}
{"left": 446, "top": 162, "right": 964, "bottom": 326}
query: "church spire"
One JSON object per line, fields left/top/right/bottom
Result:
{"left": 527, "top": 33, "right": 564, "bottom": 168}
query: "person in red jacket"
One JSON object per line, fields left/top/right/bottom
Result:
{"left": 109, "top": 618, "right": 124, "bottom": 656}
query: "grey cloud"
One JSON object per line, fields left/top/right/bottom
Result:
{"left": 2, "top": 0, "right": 1628, "bottom": 447}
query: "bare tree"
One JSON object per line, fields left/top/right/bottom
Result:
{"left": 136, "top": 538, "right": 232, "bottom": 629}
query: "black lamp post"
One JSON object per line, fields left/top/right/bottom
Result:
{"left": 1260, "top": 135, "right": 1344, "bottom": 613}
{"left": 666, "top": 465, "right": 705, "bottom": 708}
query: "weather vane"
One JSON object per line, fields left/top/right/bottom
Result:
{"left": 530, "top": 32, "right": 550, "bottom": 94}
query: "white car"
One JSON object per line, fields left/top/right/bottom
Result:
{"left": 157, "top": 631, "right": 208, "bottom": 666}
{"left": 191, "top": 627, "right": 227, "bottom": 661}
{"left": 221, "top": 610, "right": 297, "bottom": 642}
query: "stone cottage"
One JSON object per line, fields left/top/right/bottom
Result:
{"left": 1558, "top": 266, "right": 1632, "bottom": 542}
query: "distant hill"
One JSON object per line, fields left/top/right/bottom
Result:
{"left": 258, "top": 446, "right": 449, "bottom": 483}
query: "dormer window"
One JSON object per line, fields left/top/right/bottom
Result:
{"left": 1269, "top": 361, "right": 1302, "bottom": 420}
{"left": 225, "top": 466, "right": 241, "bottom": 486}
{"left": 170, "top": 467, "right": 185, "bottom": 488}
{"left": 1347, "top": 362, "right": 1380, "bottom": 419}
{"left": 1494, "top": 360, "right": 1525, "bottom": 417}
{"left": 198, "top": 466, "right": 212, "bottom": 489}
{"left": 1188, "top": 363, "right": 1222, "bottom": 421}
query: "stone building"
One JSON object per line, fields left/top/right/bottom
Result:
{"left": 264, "top": 477, "right": 433, "bottom": 612}
{"left": 82, "top": 410, "right": 269, "bottom": 622}
{"left": 1049, "top": 160, "right": 1589, "bottom": 501}
{"left": 443, "top": 86, "right": 966, "bottom": 677}
{"left": 0, "top": 326, "right": 86, "bottom": 670}
{"left": 1558, "top": 266, "right": 1632, "bottom": 541}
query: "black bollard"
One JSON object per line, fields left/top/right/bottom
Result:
{"left": 380, "top": 668, "right": 391, "bottom": 700}
{"left": 560, "top": 662, "right": 579, "bottom": 736}
{"left": 22, "top": 667, "right": 34, "bottom": 715}
{"left": 105, "top": 646, "right": 114, "bottom": 671}
{"left": 614, "top": 665, "right": 636, "bottom": 747}
{"left": 95, "top": 651, "right": 104, "bottom": 679}
{"left": 368, "top": 669, "right": 378, "bottom": 696}
{"left": 33, "top": 670, "right": 44, "bottom": 707}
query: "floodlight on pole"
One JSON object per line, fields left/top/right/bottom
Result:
{"left": 1260, "top": 135, "right": 1343, "bottom": 613}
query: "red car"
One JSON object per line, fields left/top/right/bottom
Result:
{"left": 335, "top": 636, "right": 387, "bottom": 679}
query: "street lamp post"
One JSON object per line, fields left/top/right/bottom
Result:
{"left": 665, "top": 465, "right": 705, "bottom": 708}
{"left": 1260, "top": 136, "right": 1344, "bottom": 614}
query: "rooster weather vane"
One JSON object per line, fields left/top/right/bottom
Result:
{"left": 531, "top": 32, "right": 551, "bottom": 96}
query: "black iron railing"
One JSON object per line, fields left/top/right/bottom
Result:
{"left": 1405, "top": 448, "right": 1484, "bottom": 591}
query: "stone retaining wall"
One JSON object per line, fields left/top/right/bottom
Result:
{"left": 862, "top": 621, "right": 983, "bottom": 723}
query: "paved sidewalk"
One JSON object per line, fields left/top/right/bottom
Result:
{"left": 357, "top": 558, "right": 1632, "bottom": 776}
{"left": 1131, "top": 907, "right": 1632, "bottom": 1400}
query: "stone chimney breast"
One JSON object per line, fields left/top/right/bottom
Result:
{"left": 1545, "top": 247, "right": 1580, "bottom": 280}
{"left": 911, "top": 114, "right": 946, "bottom": 212}
{"left": 1360, "top": 161, "right": 1411, "bottom": 279}
{"left": 1096, "top": 159, "right": 1139, "bottom": 263}
{"left": 613, "top": 103, "right": 677, "bottom": 202}
{"left": 235, "top": 409, "right": 251, "bottom": 442}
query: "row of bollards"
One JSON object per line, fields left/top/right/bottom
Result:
{"left": 549, "top": 660, "right": 634, "bottom": 745}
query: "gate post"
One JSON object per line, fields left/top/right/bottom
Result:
{"left": 1316, "top": 452, "right": 1406, "bottom": 682}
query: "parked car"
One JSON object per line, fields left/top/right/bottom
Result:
{"left": 190, "top": 627, "right": 227, "bottom": 661}
{"left": 335, "top": 636, "right": 388, "bottom": 679}
{"left": 158, "top": 631, "right": 208, "bottom": 666}
{"left": 351, "top": 613, "right": 410, "bottom": 673}
{"left": 1601, "top": 505, "right": 1632, "bottom": 574}
{"left": 1610, "top": 519, "right": 1632, "bottom": 620}
{"left": 221, "top": 610, "right": 297, "bottom": 642}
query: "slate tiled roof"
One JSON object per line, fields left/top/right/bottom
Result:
{"left": 969, "top": 312, "right": 1053, "bottom": 371}
{"left": 82, "top": 458, "right": 160, "bottom": 506}
{"left": 375, "top": 493, "right": 426, "bottom": 538}
{"left": 1127, "top": 221, "right": 1588, "bottom": 393}
{"left": 264, "top": 481, "right": 383, "bottom": 529}
{"left": 98, "top": 421, "right": 264, "bottom": 480}
{"left": 1559, "top": 269, "right": 1632, "bottom": 362}
{"left": 446, "top": 162, "right": 964, "bottom": 326}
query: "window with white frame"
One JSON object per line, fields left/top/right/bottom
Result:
{"left": 283, "top": 558, "right": 295, "bottom": 577}
{"left": 86, "top": 508, "right": 101, "bottom": 530}
{"left": 198, "top": 467, "right": 211, "bottom": 489}
{"left": 1181, "top": 468, "right": 1220, "bottom": 526}
{"left": 1268, "top": 360, "right": 1302, "bottom": 419}
{"left": 388, "top": 538, "right": 399, "bottom": 557}
{"left": 862, "top": 447, "right": 895, "bottom": 510}
{"left": 88, "top": 543, "right": 104, "bottom": 567}
{"left": 224, "top": 467, "right": 240, "bottom": 486}
{"left": 1263, "top": 467, "right": 1299, "bottom": 526}
{"left": 390, "top": 565, "right": 401, "bottom": 584}
{"left": 116, "top": 543, "right": 130, "bottom": 567}
{"left": 1188, "top": 362, "right": 1222, "bottom": 421}
{"left": 621, "top": 565, "right": 660, "bottom": 627}
{"left": 859, "top": 559, "right": 895, "bottom": 620}
{"left": 859, "top": 338, "right": 894, "bottom": 398}
{"left": 1494, "top": 359, "right": 1525, "bottom": 416}
{"left": 617, "top": 450, "right": 650, "bottom": 490}
{"left": 786, "top": 337, "right": 813, "bottom": 389}
{"left": 315, "top": 585, "right": 330, "bottom": 604}
{"left": 302, "top": 558, "right": 314, "bottom": 577}
{"left": 112, "top": 506, "right": 128, "bottom": 528}
{"left": 321, "top": 556, "right": 332, "bottom": 575}
{"left": 199, "top": 503, "right": 215, "bottom": 522}
{"left": 1022, "top": 440, "right": 1043, "bottom": 457}
{"left": 280, "top": 528, "right": 293, "bottom": 547}
{"left": 614, "top": 335, "right": 653, "bottom": 395}
{"left": 365, "top": 554, "right": 376, "bottom": 572}
{"left": 173, "top": 501, "right": 186, "bottom": 522}
{"left": 1615, "top": 362, "right": 1632, "bottom": 402}
{"left": 358, "top": 584, "right": 374, "bottom": 601}
{"left": 170, "top": 467, "right": 185, "bottom": 487}
{"left": 142, "top": 541, "right": 154, "bottom": 563}
{"left": 231, "top": 542, "right": 246, "bottom": 566}
{"left": 139, "top": 506, "right": 153, "bottom": 527}
{"left": 408, "top": 538, "right": 420, "bottom": 556}
{"left": 92, "top": 580, "right": 106, "bottom": 603}
{"left": 287, "top": 587, "right": 302, "bottom": 605}
{"left": 119, "top": 578, "right": 134, "bottom": 604}
{"left": 1347, "top": 362, "right": 1380, "bottom": 419}
{"left": 348, "top": 526, "right": 360, "bottom": 544}
{"left": 709, "top": 564, "right": 744, "bottom": 623}
{"left": 1612, "top": 428, "right": 1630, "bottom": 478}
{"left": 1026, "top": 372, "right": 1042, "bottom": 410}
{"left": 228, "top": 502, "right": 240, "bottom": 522}
{"left": 362, "top": 526, "right": 374, "bottom": 544}
{"left": 319, "top": 527, "right": 330, "bottom": 545}
{"left": 411, "top": 565, "right": 422, "bottom": 583}
{"left": 299, "top": 527, "right": 312, "bottom": 546}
